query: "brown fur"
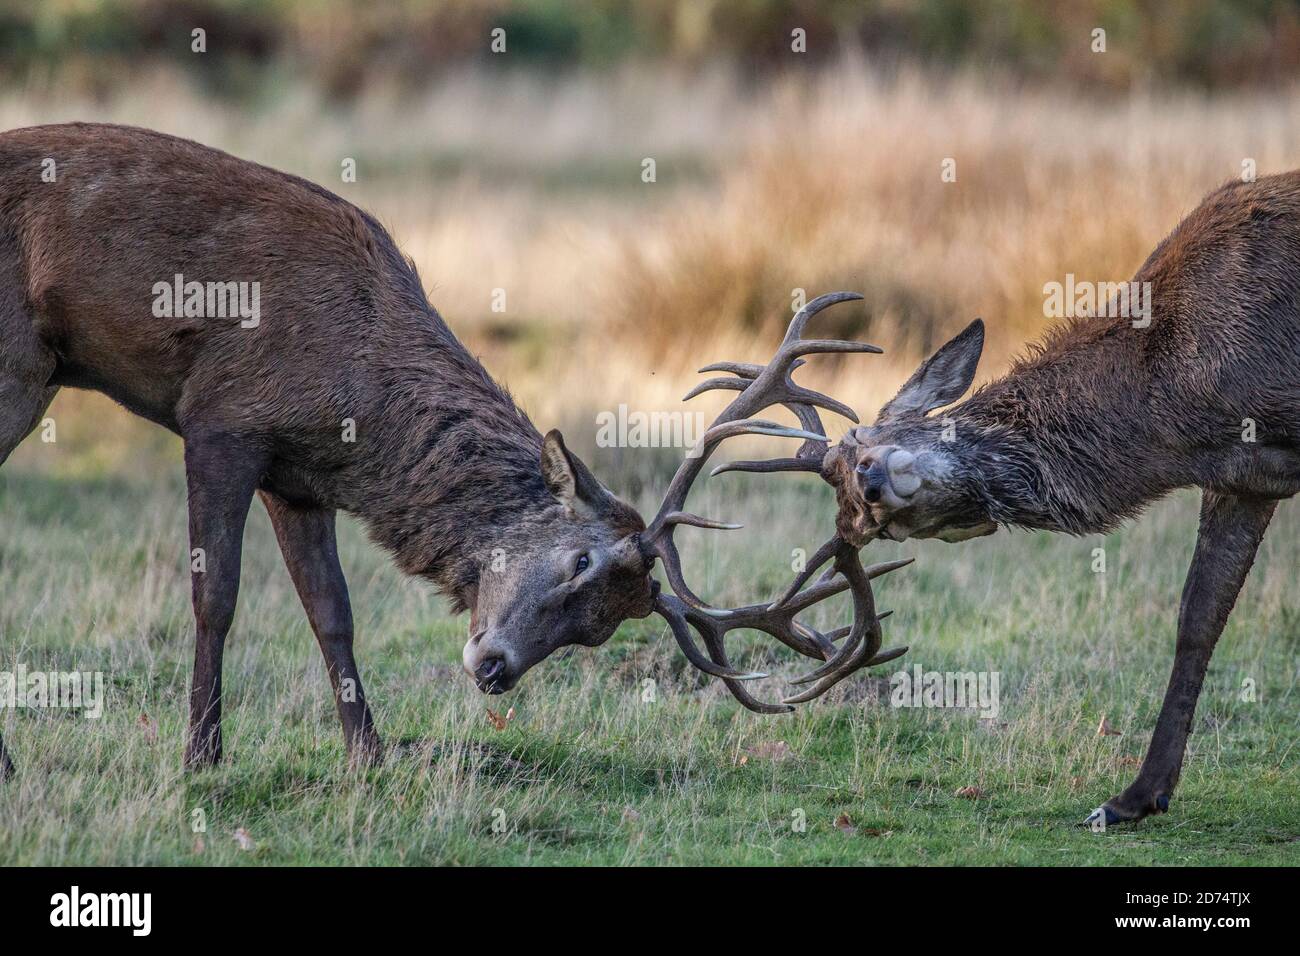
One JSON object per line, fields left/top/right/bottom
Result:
{"left": 0, "top": 123, "right": 653, "bottom": 772}
{"left": 834, "top": 173, "right": 1300, "bottom": 824}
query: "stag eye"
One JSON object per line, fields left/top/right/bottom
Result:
{"left": 572, "top": 553, "right": 590, "bottom": 578}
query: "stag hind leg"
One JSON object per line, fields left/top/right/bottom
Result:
{"left": 0, "top": 391, "right": 56, "bottom": 779}
{"left": 0, "top": 271, "right": 59, "bottom": 780}
{"left": 1085, "top": 491, "right": 1276, "bottom": 828}
{"left": 0, "top": 384, "right": 56, "bottom": 780}
{"left": 259, "top": 491, "right": 382, "bottom": 767}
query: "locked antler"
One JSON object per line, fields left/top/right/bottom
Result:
{"left": 642, "top": 292, "right": 911, "bottom": 711}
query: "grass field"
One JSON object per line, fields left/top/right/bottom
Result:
{"left": 1, "top": 410, "right": 1296, "bottom": 866}
{"left": 2, "top": 57, "right": 1299, "bottom": 866}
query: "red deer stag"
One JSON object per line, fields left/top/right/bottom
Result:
{"left": 826, "top": 173, "right": 1300, "bottom": 825}
{"left": 0, "top": 124, "right": 895, "bottom": 777}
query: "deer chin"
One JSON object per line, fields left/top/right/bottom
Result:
{"left": 877, "top": 513, "right": 996, "bottom": 543}
{"left": 868, "top": 499, "right": 916, "bottom": 540}
{"left": 930, "top": 521, "right": 998, "bottom": 543}
{"left": 874, "top": 518, "right": 911, "bottom": 541}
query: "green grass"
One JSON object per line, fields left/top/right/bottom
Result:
{"left": 1, "top": 431, "right": 1297, "bottom": 866}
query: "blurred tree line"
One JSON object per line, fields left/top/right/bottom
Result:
{"left": 3, "top": 0, "right": 1298, "bottom": 98}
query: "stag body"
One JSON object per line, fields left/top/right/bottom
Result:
{"left": 0, "top": 123, "right": 657, "bottom": 773}
{"left": 837, "top": 173, "right": 1300, "bottom": 824}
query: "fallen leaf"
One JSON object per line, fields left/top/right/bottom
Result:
{"left": 744, "top": 740, "right": 793, "bottom": 762}
{"left": 860, "top": 828, "right": 892, "bottom": 838}
{"left": 137, "top": 713, "right": 157, "bottom": 743}
{"left": 233, "top": 828, "right": 255, "bottom": 851}
{"left": 834, "top": 813, "right": 857, "bottom": 835}
{"left": 486, "top": 707, "right": 514, "bottom": 731}
{"left": 955, "top": 785, "right": 984, "bottom": 799}
{"left": 1097, "top": 715, "right": 1122, "bottom": 736}
{"left": 1116, "top": 755, "right": 1141, "bottom": 768}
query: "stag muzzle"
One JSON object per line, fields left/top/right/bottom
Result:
{"left": 463, "top": 631, "right": 512, "bottom": 693}
{"left": 858, "top": 460, "right": 889, "bottom": 502}
{"left": 855, "top": 446, "right": 920, "bottom": 506}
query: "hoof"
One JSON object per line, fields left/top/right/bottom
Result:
{"left": 1081, "top": 805, "right": 1121, "bottom": 831}
{"left": 182, "top": 743, "right": 224, "bottom": 771}
{"left": 1082, "top": 790, "right": 1170, "bottom": 830}
{"left": 347, "top": 739, "right": 385, "bottom": 770}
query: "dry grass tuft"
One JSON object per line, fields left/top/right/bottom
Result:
{"left": 601, "top": 65, "right": 1300, "bottom": 420}
{"left": 9, "top": 63, "right": 1300, "bottom": 432}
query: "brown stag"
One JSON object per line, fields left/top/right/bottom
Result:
{"left": 825, "top": 173, "right": 1300, "bottom": 825}
{"left": 0, "top": 124, "right": 894, "bottom": 778}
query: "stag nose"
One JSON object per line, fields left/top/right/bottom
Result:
{"left": 856, "top": 461, "right": 890, "bottom": 503}
{"left": 474, "top": 656, "right": 508, "bottom": 694}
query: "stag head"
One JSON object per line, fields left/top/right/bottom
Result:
{"left": 825, "top": 318, "right": 999, "bottom": 546}
{"left": 464, "top": 292, "right": 913, "bottom": 709}
{"left": 462, "top": 431, "right": 657, "bottom": 693}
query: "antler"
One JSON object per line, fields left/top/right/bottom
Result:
{"left": 642, "top": 292, "right": 911, "bottom": 711}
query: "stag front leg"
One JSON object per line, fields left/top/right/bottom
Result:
{"left": 182, "top": 433, "right": 268, "bottom": 769}
{"left": 260, "top": 492, "right": 382, "bottom": 767}
{"left": 1087, "top": 491, "right": 1275, "bottom": 827}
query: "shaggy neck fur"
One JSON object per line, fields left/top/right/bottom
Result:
{"left": 338, "top": 255, "right": 560, "bottom": 606}
{"left": 949, "top": 319, "right": 1198, "bottom": 535}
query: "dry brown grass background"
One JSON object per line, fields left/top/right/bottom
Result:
{"left": 8, "top": 60, "right": 1300, "bottom": 456}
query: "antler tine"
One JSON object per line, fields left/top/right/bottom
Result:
{"left": 783, "top": 643, "right": 910, "bottom": 704}
{"left": 781, "top": 543, "right": 909, "bottom": 701}
{"left": 768, "top": 535, "right": 840, "bottom": 609}
{"left": 644, "top": 291, "right": 909, "bottom": 703}
{"left": 685, "top": 376, "right": 859, "bottom": 424}
{"left": 681, "top": 377, "right": 746, "bottom": 402}
{"left": 652, "top": 593, "right": 799, "bottom": 713}
{"left": 691, "top": 606, "right": 796, "bottom": 715}
{"left": 694, "top": 594, "right": 837, "bottom": 659}
{"left": 654, "top": 593, "right": 769, "bottom": 682}
{"left": 709, "top": 457, "right": 823, "bottom": 477}
{"left": 684, "top": 294, "right": 874, "bottom": 482}
{"left": 644, "top": 292, "right": 869, "bottom": 535}
{"left": 783, "top": 543, "right": 876, "bottom": 678}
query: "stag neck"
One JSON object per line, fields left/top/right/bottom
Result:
{"left": 950, "top": 347, "right": 1198, "bottom": 535}
{"left": 344, "top": 311, "right": 557, "bottom": 598}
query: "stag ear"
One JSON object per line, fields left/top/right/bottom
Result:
{"left": 541, "top": 429, "right": 616, "bottom": 517}
{"left": 878, "top": 318, "right": 984, "bottom": 421}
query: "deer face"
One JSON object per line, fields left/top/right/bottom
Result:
{"left": 840, "top": 319, "right": 997, "bottom": 543}
{"left": 471, "top": 291, "right": 927, "bottom": 712}
{"left": 462, "top": 431, "right": 655, "bottom": 694}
